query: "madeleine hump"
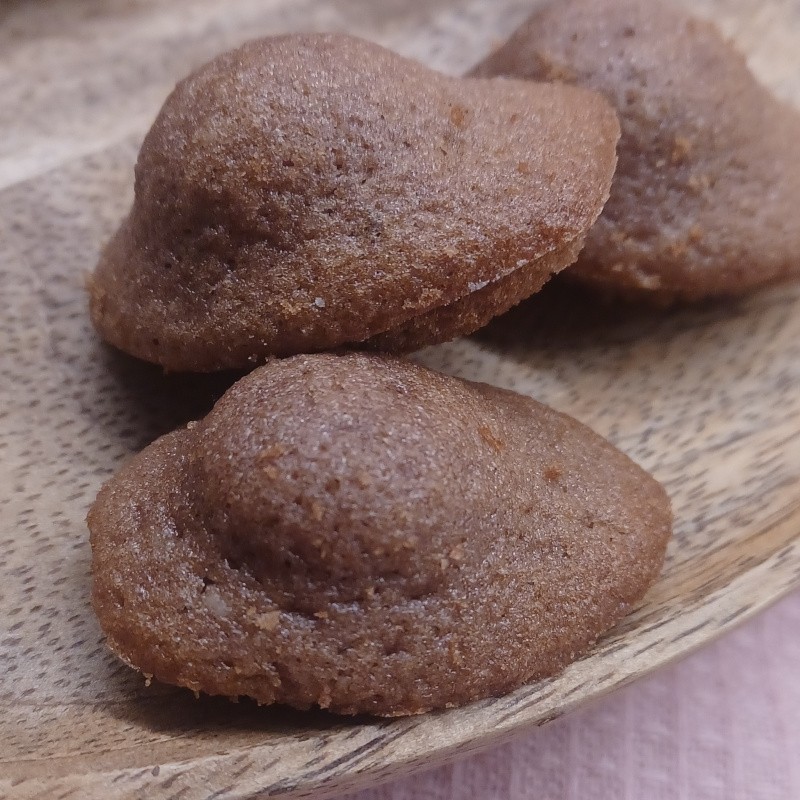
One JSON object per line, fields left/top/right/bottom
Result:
{"left": 89, "top": 33, "right": 619, "bottom": 370}
{"left": 471, "top": 0, "right": 800, "bottom": 301}
{"left": 89, "top": 353, "right": 671, "bottom": 716}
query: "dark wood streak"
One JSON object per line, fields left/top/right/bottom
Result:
{"left": 1, "top": 0, "right": 800, "bottom": 797}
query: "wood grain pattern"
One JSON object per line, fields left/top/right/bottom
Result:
{"left": 1, "top": 0, "right": 799, "bottom": 797}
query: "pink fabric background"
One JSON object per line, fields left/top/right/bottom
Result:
{"left": 339, "top": 591, "right": 800, "bottom": 800}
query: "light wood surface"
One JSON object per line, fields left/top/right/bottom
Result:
{"left": 2, "top": 0, "right": 799, "bottom": 797}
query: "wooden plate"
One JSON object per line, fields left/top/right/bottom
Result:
{"left": 2, "top": 0, "right": 799, "bottom": 797}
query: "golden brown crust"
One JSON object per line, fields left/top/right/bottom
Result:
{"left": 89, "top": 33, "right": 619, "bottom": 370}
{"left": 89, "top": 353, "right": 671, "bottom": 716}
{"left": 471, "top": 0, "right": 800, "bottom": 301}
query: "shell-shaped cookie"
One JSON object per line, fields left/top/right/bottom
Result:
{"left": 471, "top": 0, "right": 800, "bottom": 301}
{"left": 89, "top": 33, "right": 618, "bottom": 370}
{"left": 89, "top": 353, "right": 671, "bottom": 715}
